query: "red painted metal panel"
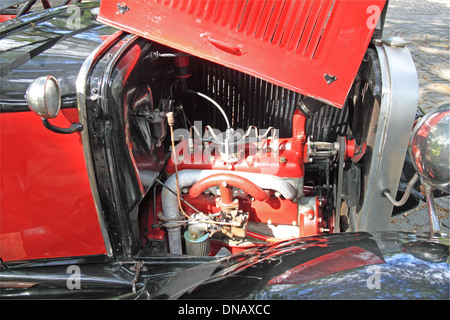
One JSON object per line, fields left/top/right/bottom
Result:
{"left": 97, "top": 0, "right": 385, "bottom": 108}
{"left": 0, "top": 112, "right": 107, "bottom": 262}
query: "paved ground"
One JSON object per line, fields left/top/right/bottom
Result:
{"left": 384, "top": 0, "right": 450, "bottom": 236}
{"left": 383, "top": 0, "right": 450, "bottom": 111}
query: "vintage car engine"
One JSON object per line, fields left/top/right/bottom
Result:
{"left": 144, "top": 54, "right": 368, "bottom": 256}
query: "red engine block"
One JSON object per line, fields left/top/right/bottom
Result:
{"left": 145, "top": 110, "right": 339, "bottom": 254}
{"left": 165, "top": 109, "right": 309, "bottom": 178}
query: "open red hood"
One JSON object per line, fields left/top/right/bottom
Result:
{"left": 98, "top": 0, "right": 385, "bottom": 108}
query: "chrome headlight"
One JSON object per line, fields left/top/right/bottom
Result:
{"left": 26, "top": 75, "right": 61, "bottom": 119}
{"left": 408, "top": 103, "right": 450, "bottom": 193}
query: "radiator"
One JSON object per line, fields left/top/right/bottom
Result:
{"left": 189, "top": 60, "right": 348, "bottom": 140}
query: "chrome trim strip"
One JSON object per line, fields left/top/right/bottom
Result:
{"left": 75, "top": 32, "right": 124, "bottom": 258}
{"left": 357, "top": 42, "right": 419, "bottom": 231}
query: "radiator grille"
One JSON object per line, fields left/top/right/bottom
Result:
{"left": 306, "top": 100, "right": 349, "bottom": 142}
{"left": 189, "top": 61, "right": 349, "bottom": 140}
{"left": 196, "top": 61, "right": 301, "bottom": 137}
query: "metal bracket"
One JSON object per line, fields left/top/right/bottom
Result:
{"left": 130, "top": 262, "right": 147, "bottom": 294}
{"left": 324, "top": 74, "right": 338, "bottom": 84}
{"left": 117, "top": 3, "right": 130, "bottom": 14}
{"left": 334, "top": 136, "right": 346, "bottom": 233}
{"left": 423, "top": 183, "right": 442, "bottom": 237}
{"left": 382, "top": 36, "right": 408, "bottom": 48}
{"left": 42, "top": 119, "right": 83, "bottom": 134}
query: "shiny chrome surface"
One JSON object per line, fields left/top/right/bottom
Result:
{"left": 423, "top": 183, "right": 442, "bottom": 236}
{"left": 25, "top": 75, "right": 61, "bottom": 119}
{"left": 357, "top": 41, "right": 419, "bottom": 231}
{"left": 409, "top": 103, "right": 450, "bottom": 193}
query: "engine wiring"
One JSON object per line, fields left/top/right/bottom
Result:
{"left": 167, "top": 111, "right": 197, "bottom": 222}
{"left": 166, "top": 111, "right": 235, "bottom": 228}
{"left": 184, "top": 89, "right": 231, "bottom": 130}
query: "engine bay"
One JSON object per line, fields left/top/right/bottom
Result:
{"left": 125, "top": 44, "right": 369, "bottom": 256}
